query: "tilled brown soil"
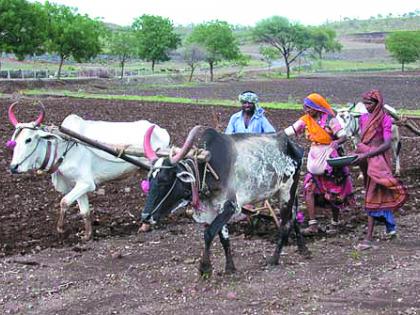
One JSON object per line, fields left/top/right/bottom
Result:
{"left": 1, "top": 71, "right": 420, "bottom": 109}
{"left": 0, "top": 95, "right": 419, "bottom": 314}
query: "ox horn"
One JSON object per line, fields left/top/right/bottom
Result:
{"left": 170, "top": 125, "right": 202, "bottom": 164}
{"left": 143, "top": 125, "right": 159, "bottom": 162}
{"left": 8, "top": 101, "right": 46, "bottom": 127}
{"left": 8, "top": 102, "right": 19, "bottom": 127}
{"left": 34, "top": 102, "right": 45, "bottom": 126}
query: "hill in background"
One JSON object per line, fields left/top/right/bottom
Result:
{"left": 325, "top": 12, "right": 420, "bottom": 35}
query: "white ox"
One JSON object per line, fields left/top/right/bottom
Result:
{"left": 336, "top": 102, "right": 401, "bottom": 176}
{"left": 7, "top": 102, "right": 170, "bottom": 240}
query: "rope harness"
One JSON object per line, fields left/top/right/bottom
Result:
{"left": 11, "top": 126, "right": 77, "bottom": 174}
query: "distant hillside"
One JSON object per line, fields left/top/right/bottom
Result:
{"left": 326, "top": 13, "right": 420, "bottom": 35}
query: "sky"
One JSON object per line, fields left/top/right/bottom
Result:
{"left": 33, "top": 0, "right": 420, "bottom": 27}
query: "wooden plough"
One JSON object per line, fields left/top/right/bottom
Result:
{"left": 57, "top": 126, "right": 283, "bottom": 227}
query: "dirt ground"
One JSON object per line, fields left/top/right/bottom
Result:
{"left": 0, "top": 79, "right": 420, "bottom": 314}
{"left": 1, "top": 71, "right": 420, "bottom": 109}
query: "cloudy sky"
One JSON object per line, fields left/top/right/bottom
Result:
{"left": 33, "top": 0, "right": 420, "bottom": 26}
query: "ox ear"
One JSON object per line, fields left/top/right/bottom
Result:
{"left": 176, "top": 171, "right": 195, "bottom": 184}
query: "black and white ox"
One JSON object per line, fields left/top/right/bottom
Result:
{"left": 7, "top": 102, "right": 170, "bottom": 240}
{"left": 140, "top": 125, "right": 309, "bottom": 276}
{"left": 336, "top": 102, "right": 401, "bottom": 176}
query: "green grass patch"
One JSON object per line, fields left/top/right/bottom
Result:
{"left": 23, "top": 89, "right": 302, "bottom": 110}
{"left": 22, "top": 89, "right": 420, "bottom": 116}
{"left": 310, "top": 60, "right": 419, "bottom": 73}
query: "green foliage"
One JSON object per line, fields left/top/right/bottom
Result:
{"left": 132, "top": 15, "right": 180, "bottom": 72}
{"left": 259, "top": 46, "right": 278, "bottom": 69}
{"left": 385, "top": 31, "right": 420, "bottom": 71}
{"left": 0, "top": 0, "right": 48, "bottom": 60}
{"left": 45, "top": 2, "right": 104, "bottom": 78}
{"left": 309, "top": 26, "right": 342, "bottom": 60}
{"left": 108, "top": 27, "right": 138, "bottom": 78}
{"left": 253, "top": 16, "right": 312, "bottom": 78}
{"left": 187, "top": 20, "right": 240, "bottom": 81}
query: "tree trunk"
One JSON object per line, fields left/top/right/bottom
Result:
{"left": 189, "top": 65, "right": 195, "bottom": 82}
{"left": 120, "top": 58, "right": 125, "bottom": 79}
{"left": 57, "top": 56, "right": 65, "bottom": 79}
{"left": 286, "top": 62, "right": 291, "bottom": 79}
{"left": 402, "top": 62, "right": 405, "bottom": 72}
{"left": 209, "top": 61, "right": 214, "bottom": 82}
{"left": 151, "top": 60, "right": 155, "bottom": 73}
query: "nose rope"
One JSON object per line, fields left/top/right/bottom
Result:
{"left": 13, "top": 138, "right": 41, "bottom": 170}
{"left": 146, "top": 178, "right": 179, "bottom": 219}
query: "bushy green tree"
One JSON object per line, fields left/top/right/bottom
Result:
{"left": 45, "top": 2, "right": 104, "bottom": 78}
{"left": 253, "top": 16, "right": 312, "bottom": 78}
{"left": 0, "top": 0, "right": 48, "bottom": 64}
{"left": 385, "top": 31, "right": 420, "bottom": 71}
{"left": 132, "top": 15, "right": 180, "bottom": 72}
{"left": 310, "top": 26, "right": 342, "bottom": 61}
{"left": 108, "top": 28, "right": 137, "bottom": 79}
{"left": 187, "top": 20, "right": 240, "bottom": 81}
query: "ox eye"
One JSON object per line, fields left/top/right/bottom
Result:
{"left": 25, "top": 138, "right": 32, "bottom": 144}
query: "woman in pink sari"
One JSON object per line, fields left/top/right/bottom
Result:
{"left": 353, "top": 90, "right": 407, "bottom": 250}
{"left": 285, "top": 93, "right": 354, "bottom": 235}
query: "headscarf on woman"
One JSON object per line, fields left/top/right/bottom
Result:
{"left": 300, "top": 93, "right": 336, "bottom": 145}
{"left": 360, "top": 89, "right": 385, "bottom": 145}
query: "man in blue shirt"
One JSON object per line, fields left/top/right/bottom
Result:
{"left": 225, "top": 91, "right": 276, "bottom": 134}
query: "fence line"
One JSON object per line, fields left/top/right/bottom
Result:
{"left": 0, "top": 67, "right": 188, "bottom": 80}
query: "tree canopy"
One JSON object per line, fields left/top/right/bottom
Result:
{"left": 0, "top": 0, "right": 48, "bottom": 61}
{"left": 253, "top": 16, "right": 313, "bottom": 78}
{"left": 45, "top": 2, "right": 104, "bottom": 78}
{"left": 385, "top": 31, "right": 420, "bottom": 71}
{"left": 187, "top": 20, "right": 240, "bottom": 81}
{"left": 309, "top": 26, "right": 342, "bottom": 61}
{"left": 108, "top": 27, "right": 138, "bottom": 78}
{"left": 132, "top": 14, "right": 180, "bottom": 72}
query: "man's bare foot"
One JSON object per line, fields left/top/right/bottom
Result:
{"left": 138, "top": 223, "right": 151, "bottom": 233}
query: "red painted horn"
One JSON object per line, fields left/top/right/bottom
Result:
{"left": 8, "top": 102, "right": 19, "bottom": 127}
{"left": 143, "top": 125, "right": 158, "bottom": 162}
{"left": 170, "top": 125, "right": 201, "bottom": 164}
{"left": 34, "top": 103, "right": 45, "bottom": 126}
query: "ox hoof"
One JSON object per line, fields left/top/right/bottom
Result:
{"left": 266, "top": 256, "right": 279, "bottom": 266}
{"left": 225, "top": 265, "right": 236, "bottom": 275}
{"left": 199, "top": 262, "right": 213, "bottom": 279}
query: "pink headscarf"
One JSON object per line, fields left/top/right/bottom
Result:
{"left": 360, "top": 89, "right": 384, "bottom": 145}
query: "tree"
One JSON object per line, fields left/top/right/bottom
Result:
{"left": 259, "top": 46, "right": 278, "bottom": 70}
{"left": 253, "top": 16, "right": 312, "bottom": 78}
{"left": 179, "top": 43, "right": 207, "bottom": 82}
{"left": 132, "top": 15, "right": 180, "bottom": 72}
{"left": 310, "top": 26, "right": 342, "bottom": 62}
{"left": 0, "top": 0, "right": 48, "bottom": 66}
{"left": 108, "top": 28, "right": 137, "bottom": 79}
{"left": 45, "top": 2, "right": 104, "bottom": 78}
{"left": 385, "top": 31, "right": 420, "bottom": 71}
{"left": 187, "top": 20, "right": 240, "bottom": 81}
